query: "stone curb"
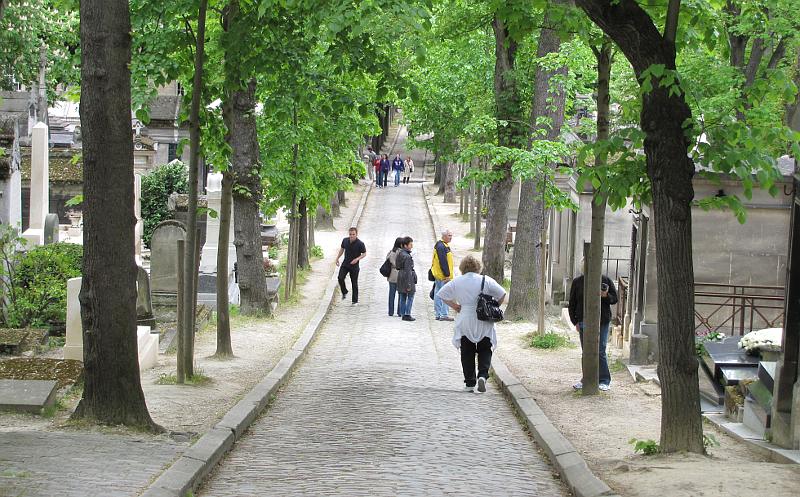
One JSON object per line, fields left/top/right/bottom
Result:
{"left": 421, "top": 182, "right": 619, "bottom": 497}
{"left": 140, "top": 183, "right": 373, "bottom": 497}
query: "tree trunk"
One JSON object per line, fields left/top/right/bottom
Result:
{"left": 297, "top": 198, "right": 310, "bottom": 269}
{"left": 215, "top": 170, "right": 233, "bottom": 358}
{"left": 73, "top": 0, "right": 158, "bottom": 431}
{"left": 786, "top": 52, "right": 800, "bottom": 134}
{"left": 474, "top": 181, "right": 483, "bottom": 250}
{"left": 577, "top": 0, "right": 704, "bottom": 453}
{"left": 469, "top": 180, "right": 476, "bottom": 235}
{"left": 443, "top": 164, "right": 458, "bottom": 203}
{"left": 505, "top": 4, "right": 568, "bottom": 321}
{"left": 315, "top": 205, "right": 334, "bottom": 230}
{"left": 483, "top": 15, "right": 527, "bottom": 284}
{"left": 308, "top": 214, "right": 315, "bottom": 248}
{"left": 331, "top": 193, "right": 341, "bottom": 217}
{"left": 224, "top": 79, "right": 268, "bottom": 316}
{"left": 337, "top": 189, "right": 346, "bottom": 207}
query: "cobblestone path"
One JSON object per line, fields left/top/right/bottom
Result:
{"left": 198, "top": 134, "right": 566, "bottom": 496}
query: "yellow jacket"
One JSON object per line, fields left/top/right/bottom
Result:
{"left": 431, "top": 240, "right": 453, "bottom": 281}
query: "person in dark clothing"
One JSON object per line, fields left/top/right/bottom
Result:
{"left": 380, "top": 154, "right": 391, "bottom": 188}
{"left": 373, "top": 156, "right": 383, "bottom": 188}
{"left": 396, "top": 236, "right": 417, "bottom": 321}
{"left": 568, "top": 269, "right": 618, "bottom": 391}
{"left": 335, "top": 227, "right": 366, "bottom": 305}
{"left": 392, "top": 154, "right": 404, "bottom": 187}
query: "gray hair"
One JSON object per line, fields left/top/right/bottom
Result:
{"left": 441, "top": 229, "right": 453, "bottom": 237}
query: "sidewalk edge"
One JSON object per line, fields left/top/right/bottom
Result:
{"left": 140, "top": 183, "right": 373, "bottom": 497}
{"left": 421, "top": 182, "right": 619, "bottom": 497}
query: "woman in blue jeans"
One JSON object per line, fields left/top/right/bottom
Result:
{"left": 384, "top": 237, "right": 403, "bottom": 316}
{"left": 396, "top": 237, "right": 417, "bottom": 321}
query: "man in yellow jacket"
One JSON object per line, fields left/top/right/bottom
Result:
{"left": 431, "top": 229, "right": 454, "bottom": 321}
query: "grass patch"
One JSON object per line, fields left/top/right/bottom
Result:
{"left": 465, "top": 232, "right": 475, "bottom": 239}
{"left": 610, "top": 359, "right": 626, "bottom": 373}
{"left": 156, "top": 369, "right": 213, "bottom": 386}
{"left": 502, "top": 278, "right": 512, "bottom": 291}
{"left": 528, "top": 332, "right": 572, "bottom": 350}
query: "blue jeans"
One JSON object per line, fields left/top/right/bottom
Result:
{"left": 376, "top": 170, "right": 383, "bottom": 187}
{"left": 393, "top": 169, "right": 401, "bottom": 186}
{"left": 578, "top": 322, "right": 611, "bottom": 386}
{"left": 433, "top": 279, "right": 448, "bottom": 318}
{"left": 381, "top": 170, "right": 389, "bottom": 187}
{"left": 398, "top": 292, "right": 415, "bottom": 316}
{"left": 388, "top": 282, "right": 398, "bottom": 315}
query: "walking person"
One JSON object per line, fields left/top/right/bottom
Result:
{"left": 431, "top": 229, "right": 454, "bottom": 321}
{"left": 396, "top": 236, "right": 417, "bottom": 321}
{"left": 373, "top": 155, "right": 383, "bottom": 188}
{"left": 392, "top": 154, "right": 404, "bottom": 187}
{"left": 385, "top": 237, "right": 403, "bottom": 316}
{"left": 380, "top": 154, "right": 391, "bottom": 188}
{"left": 335, "top": 227, "right": 366, "bottom": 305}
{"left": 567, "top": 264, "right": 618, "bottom": 391}
{"left": 365, "top": 145, "right": 376, "bottom": 182}
{"left": 437, "top": 255, "right": 506, "bottom": 393}
{"left": 403, "top": 157, "right": 414, "bottom": 184}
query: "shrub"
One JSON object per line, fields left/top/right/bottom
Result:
{"left": 309, "top": 245, "right": 324, "bottom": 259}
{"left": 141, "top": 162, "right": 188, "bottom": 248}
{"left": 2, "top": 241, "right": 83, "bottom": 330}
{"left": 529, "top": 332, "right": 571, "bottom": 350}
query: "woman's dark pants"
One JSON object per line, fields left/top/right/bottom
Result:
{"left": 460, "top": 336, "right": 492, "bottom": 388}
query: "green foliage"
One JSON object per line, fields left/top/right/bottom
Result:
{"left": 629, "top": 438, "right": 660, "bottom": 456}
{"left": 695, "top": 330, "right": 726, "bottom": 356}
{"left": 703, "top": 433, "right": 720, "bottom": 450}
{"left": 267, "top": 246, "right": 279, "bottom": 260}
{"left": 529, "top": 332, "right": 571, "bottom": 350}
{"left": 0, "top": 229, "right": 82, "bottom": 329}
{"left": 309, "top": 245, "right": 324, "bottom": 259}
{"left": 141, "top": 162, "right": 189, "bottom": 248}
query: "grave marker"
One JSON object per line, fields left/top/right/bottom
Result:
{"left": 21, "top": 122, "right": 49, "bottom": 245}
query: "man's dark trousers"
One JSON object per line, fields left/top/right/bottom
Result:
{"left": 338, "top": 264, "right": 360, "bottom": 303}
{"left": 460, "top": 336, "right": 492, "bottom": 387}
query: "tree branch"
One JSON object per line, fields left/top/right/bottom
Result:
{"left": 663, "top": 0, "right": 681, "bottom": 44}
{"left": 743, "top": 37, "right": 766, "bottom": 88}
{"left": 0, "top": 0, "right": 7, "bottom": 21}
{"left": 766, "top": 37, "right": 788, "bottom": 70}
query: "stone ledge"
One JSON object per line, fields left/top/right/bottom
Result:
{"left": 139, "top": 183, "right": 372, "bottom": 497}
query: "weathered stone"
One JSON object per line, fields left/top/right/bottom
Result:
{"left": 137, "top": 265, "right": 156, "bottom": 328}
{"left": 629, "top": 333, "right": 650, "bottom": 365}
{"left": 43, "top": 213, "right": 59, "bottom": 244}
{"left": 21, "top": 121, "right": 48, "bottom": 245}
{"left": 0, "top": 379, "right": 57, "bottom": 413}
{"left": 63, "top": 277, "right": 83, "bottom": 361}
{"left": 0, "top": 112, "right": 22, "bottom": 229}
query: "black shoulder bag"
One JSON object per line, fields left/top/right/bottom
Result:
{"left": 476, "top": 275, "right": 504, "bottom": 322}
{"left": 379, "top": 257, "right": 392, "bottom": 278}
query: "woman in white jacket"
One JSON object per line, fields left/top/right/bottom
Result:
{"left": 437, "top": 255, "right": 506, "bottom": 393}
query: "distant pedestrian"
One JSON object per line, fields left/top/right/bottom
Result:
{"left": 380, "top": 154, "right": 391, "bottom": 188}
{"left": 335, "top": 227, "right": 366, "bottom": 305}
{"left": 373, "top": 155, "right": 382, "bottom": 188}
{"left": 431, "top": 229, "right": 454, "bottom": 321}
{"left": 365, "top": 146, "right": 376, "bottom": 182}
{"left": 392, "top": 154, "right": 404, "bottom": 187}
{"left": 396, "top": 236, "right": 417, "bottom": 321}
{"left": 403, "top": 157, "right": 414, "bottom": 184}
{"left": 437, "top": 255, "right": 506, "bottom": 393}
{"left": 567, "top": 264, "right": 618, "bottom": 391}
{"left": 384, "top": 237, "right": 403, "bottom": 317}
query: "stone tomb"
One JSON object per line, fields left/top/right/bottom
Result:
{"left": 150, "top": 220, "right": 186, "bottom": 321}
{"left": 136, "top": 265, "right": 156, "bottom": 329}
{"left": 197, "top": 172, "right": 239, "bottom": 309}
{"left": 0, "top": 113, "right": 22, "bottom": 228}
{"left": 21, "top": 122, "right": 49, "bottom": 245}
{"left": 0, "top": 379, "right": 57, "bottom": 413}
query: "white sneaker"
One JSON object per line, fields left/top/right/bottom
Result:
{"left": 572, "top": 381, "right": 583, "bottom": 390}
{"left": 599, "top": 383, "right": 611, "bottom": 391}
{"left": 463, "top": 386, "right": 474, "bottom": 393}
{"left": 476, "top": 377, "right": 487, "bottom": 393}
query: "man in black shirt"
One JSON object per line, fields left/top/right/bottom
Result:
{"left": 336, "top": 227, "right": 367, "bottom": 304}
{"left": 568, "top": 269, "right": 618, "bottom": 391}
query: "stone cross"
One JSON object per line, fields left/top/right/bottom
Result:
{"left": 22, "top": 121, "right": 49, "bottom": 245}
{"left": 0, "top": 113, "right": 22, "bottom": 229}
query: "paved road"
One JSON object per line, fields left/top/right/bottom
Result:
{"left": 198, "top": 131, "right": 566, "bottom": 497}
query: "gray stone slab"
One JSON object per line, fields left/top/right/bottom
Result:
{"left": 0, "top": 379, "right": 57, "bottom": 413}
{"left": 514, "top": 396, "right": 546, "bottom": 419}
{"left": 140, "top": 486, "right": 180, "bottom": 497}
{"left": 149, "top": 456, "right": 205, "bottom": 495}
{"left": 532, "top": 422, "right": 578, "bottom": 460}
{"left": 183, "top": 427, "right": 235, "bottom": 482}
{"left": 556, "top": 451, "right": 613, "bottom": 497}
{"left": 215, "top": 399, "right": 260, "bottom": 439}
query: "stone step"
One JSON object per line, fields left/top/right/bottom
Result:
{"left": 0, "top": 379, "right": 58, "bottom": 413}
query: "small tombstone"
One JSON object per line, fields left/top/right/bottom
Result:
{"left": 43, "top": 213, "right": 59, "bottom": 244}
{"left": 0, "top": 379, "right": 57, "bottom": 413}
{"left": 63, "top": 277, "right": 83, "bottom": 361}
{"left": 21, "top": 121, "right": 49, "bottom": 245}
{"left": 136, "top": 265, "right": 156, "bottom": 329}
{"left": 0, "top": 113, "right": 22, "bottom": 229}
{"left": 150, "top": 220, "right": 186, "bottom": 321}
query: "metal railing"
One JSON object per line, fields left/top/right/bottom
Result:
{"left": 694, "top": 282, "right": 784, "bottom": 336}
{"left": 603, "top": 244, "right": 630, "bottom": 282}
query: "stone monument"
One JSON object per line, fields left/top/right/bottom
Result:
{"left": 22, "top": 122, "right": 49, "bottom": 245}
{"left": 0, "top": 113, "right": 22, "bottom": 229}
{"left": 150, "top": 219, "right": 186, "bottom": 321}
{"left": 134, "top": 173, "right": 143, "bottom": 264}
{"left": 136, "top": 265, "right": 156, "bottom": 329}
{"left": 197, "top": 172, "right": 240, "bottom": 308}
{"left": 63, "top": 277, "right": 83, "bottom": 361}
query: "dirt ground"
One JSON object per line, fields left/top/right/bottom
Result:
{"left": 0, "top": 183, "right": 366, "bottom": 438}
{"left": 426, "top": 184, "right": 800, "bottom": 497}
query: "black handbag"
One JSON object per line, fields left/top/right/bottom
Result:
{"left": 379, "top": 258, "right": 392, "bottom": 277}
{"left": 427, "top": 268, "right": 435, "bottom": 281}
{"left": 476, "top": 275, "right": 504, "bottom": 322}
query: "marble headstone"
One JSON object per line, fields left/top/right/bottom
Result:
{"left": 22, "top": 122, "right": 48, "bottom": 245}
{"left": 0, "top": 113, "right": 22, "bottom": 229}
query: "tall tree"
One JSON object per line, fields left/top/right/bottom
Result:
{"left": 506, "top": 0, "right": 571, "bottom": 322}
{"left": 72, "top": 0, "right": 158, "bottom": 431}
{"left": 214, "top": 170, "right": 234, "bottom": 358}
{"left": 575, "top": 0, "right": 704, "bottom": 453}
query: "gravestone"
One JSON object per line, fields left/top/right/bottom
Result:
{"left": 0, "top": 379, "right": 57, "bottom": 413}
{"left": 150, "top": 220, "right": 186, "bottom": 321}
{"left": 63, "top": 277, "right": 83, "bottom": 361}
{"left": 43, "top": 213, "right": 59, "bottom": 244}
{"left": 21, "top": 122, "right": 49, "bottom": 245}
{"left": 196, "top": 172, "right": 240, "bottom": 309}
{"left": 136, "top": 265, "right": 156, "bottom": 329}
{"left": 134, "top": 173, "right": 143, "bottom": 264}
{"left": 0, "top": 113, "right": 22, "bottom": 229}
